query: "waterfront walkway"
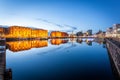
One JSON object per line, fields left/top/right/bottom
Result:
{"left": 106, "top": 38, "right": 120, "bottom": 78}
{"left": 106, "top": 38, "right": 120, "bottom": 48}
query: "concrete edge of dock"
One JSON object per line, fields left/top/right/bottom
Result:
{"left": 106, "top": 39, "right": 120, "bottom": 78}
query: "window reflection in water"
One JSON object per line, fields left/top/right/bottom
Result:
{"left": 6, "top": 40, "right": 48, "bottom": 52}
{"left": 5, "top": 38, "right": 106, "bottom": 52}
{"left": 76, "top": 38, "right": 93, "bottom": 46}
{"left": 85, "top": 39, "right": 92, "bottom": 46}
{"left": 50, "top": 39, "right": 68, "bottom": 45}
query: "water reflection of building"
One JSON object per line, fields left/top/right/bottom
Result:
{"left": 6, "top": 40, "right": 48, "bottom": 52}
{"left": 0, "top": 39, "right": 12, "bottom": 80}
{"left": 76, "top": 38, "right": 83, "bottom": 44}
{"left": 69, "top": 38, "right": 76, "bottom": 42}
{"left": 50, "top": 39, "right": 68, "bottom": 45}
{"left": 76, "top": 38, "right": 93, "bottom": 46}
{"left": 85, "top": 40, "right": 92, "bottom": 46}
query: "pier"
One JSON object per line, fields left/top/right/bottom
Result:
{"left": 0, "top": 38, "right": 6, "bottom": 52}
{"left": 106, "top": 38, "right": 120, "bottom": 78}
{"left": 0, "top": 38, "right": 12, "bottom": 80}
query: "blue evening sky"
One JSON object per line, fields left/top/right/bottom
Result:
{"left": 0, "top": 0, "right": 120, "bottom": 33}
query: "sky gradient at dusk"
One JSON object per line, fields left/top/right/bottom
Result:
{"left": 0, "top": 0, "right": 120, "bottom": 33}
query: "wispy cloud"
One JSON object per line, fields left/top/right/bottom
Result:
{"left": 36, "top": 18, "right": 64, "bottom": 28}
{"left": 37, "top": 46, "right": 63, "bottom": 55}
{"left": 0, "top": 14, "right": 77, "bottom": 32}
{"left": 64, "top": 25, "right": 77, "bottom": 30}
{"left": 36, "top": 18, "right": 77, "bottom": 31}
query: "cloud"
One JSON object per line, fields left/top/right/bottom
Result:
{"left": 37, "top": 46, "right": 63, "bottom": 55}
{"left": 64, "top": 25, "right": 77, "bottom": 30}
{"left": 36, "top": 18, "right": 77, "bottom": 31}
{"left": 36, "top": 18, "right": 64, "bottom": 28}
{"left": 0, "top": 14, "right": 77, "bottom": 32}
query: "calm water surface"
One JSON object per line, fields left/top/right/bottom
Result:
{"left": 4, "top": 38, "right": 117, "bottom": 80}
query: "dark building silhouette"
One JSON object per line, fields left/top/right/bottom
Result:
{"left": 86, "top": 29, "right": 92, "bottom": 36}
{"left": 76, "top": 31, "right": 83, "bottom": 36}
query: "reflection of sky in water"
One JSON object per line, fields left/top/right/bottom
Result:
{"left": 6, "top": 40, "right": 116, "bottom": 80}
